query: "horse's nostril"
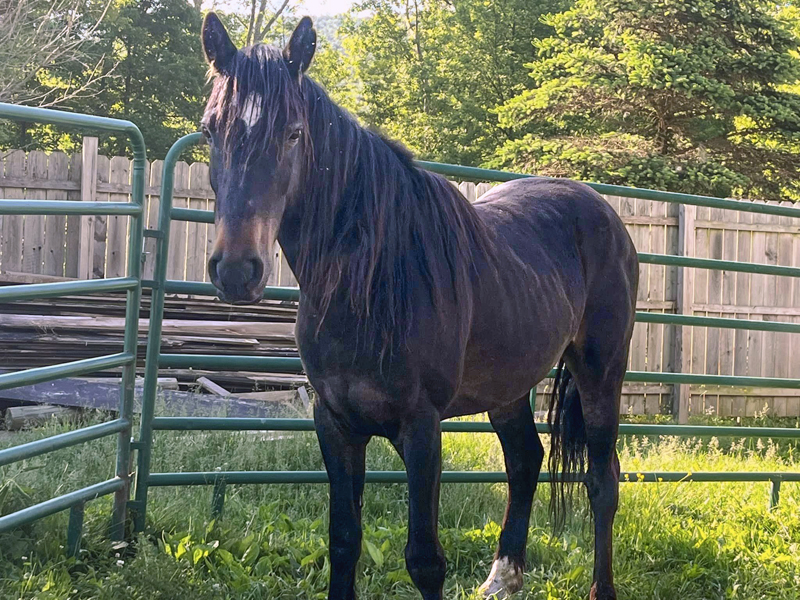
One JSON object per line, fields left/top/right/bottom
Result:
{"left": 208, "top": 255, "right": 221, "bottom": 283}
{"left": 248, "top": 257, "right": 264, "bottom": 285}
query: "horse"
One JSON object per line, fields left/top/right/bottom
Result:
{"left": 200, "top": 13, "right": 638, "bottom": 600}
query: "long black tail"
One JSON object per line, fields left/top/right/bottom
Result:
{"left": 548, "top": 359, "right": 586, "bottom": 534}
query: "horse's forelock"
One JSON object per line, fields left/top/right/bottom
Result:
{"left": 208, "top": 45, "right": 306, "bottom": 161}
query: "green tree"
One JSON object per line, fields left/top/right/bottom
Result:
{"left": 491, "top": 0, "right": 800, "bottom": 200}
{"left": 67, "top": 0, "right": 209, "bottom": 158}
{"left": 326, "top": 0, "right": 565, "bottom": 165}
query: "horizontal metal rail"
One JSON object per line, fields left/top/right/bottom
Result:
{"left": 0, "top": 102, "right": 144, "bottom": 141}
{"left": 165, "top": 158, "right": 800, "bottom": 222}
{"left": 639, "top": 253, "right": 800, "bottom": 278}
{"left": 138, "top": 284, "right": 799, "bottom": 335}
{"left": 153, "top": 354, "right": 800, "bottom": 390}
{"left": 171, "top": 207, "right": 213, "bottom": 224}
{"left": 151, "top": 417, "right": 800, "bottom": 438}
{"left": 146, "top": 470, "right": 800, "bottom": 486}
{"left": 141, "top": 279, "right": 300, "bottom": 302}
{"left": 0, "top": 200, "right": 142, "bottom": 216}
{"left": 0, "top": 277, "right": 139, "bottom": 302}
{"left": 637, "top": 312, "right": 800, "bottom": 334}
{"left": 0, "top": 419, "right": 130, "bottom": 467}
{"left": 0, "top": 478, "right": 125, "bottom": 533}
{"left": 0, "top": 102, "right": 146, "bottom": 540}
{"left": 418, "top": 160, "right": 800, "bottom": 219}
{"left": 0, "top": 352, "right": 135, "bottom": 391}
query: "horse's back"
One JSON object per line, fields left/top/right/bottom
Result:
{"left": 474, "top": 177, "right": 637, "bottom": 291}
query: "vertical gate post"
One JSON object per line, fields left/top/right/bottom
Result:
{"left": 67, "top": 502, "right": 85, "bottom": 558}
{"left": 769, "top": 479, "right": 781, "bottom": 510}
{"left": 133, "top": 133, "right": 200, "bottom": 533}
{"left": 673, "top": 204, "right": 696, "bottom": 423}
{"left": 211, "top": 480, "right": 227, "bottom": 520}
{"left": 110, "top": 127, "right": 146, "bottom": 541}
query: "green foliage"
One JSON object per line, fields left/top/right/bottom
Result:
{"left": 323, "top": 0, "right": 566, "bottom": 165}
{"left": 70, "top": 0, "right": 209, "bottom": 159}
{"left": 491, "top": 0, "right": 800, "bottom": 200}
{"left": 1, "top": 0, "right": 209, "bottom": 160}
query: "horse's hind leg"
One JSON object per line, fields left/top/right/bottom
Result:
{"left": 478, "top": 395, "right": 544, "bottom": 599}
{"left": 564, "top": 329, "right": 629, "bottom": 600}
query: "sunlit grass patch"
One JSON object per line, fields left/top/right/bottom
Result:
{"left": 1, "top": 415, "right": 800, "bottom": 598}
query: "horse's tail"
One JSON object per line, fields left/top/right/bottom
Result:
{"left": 547, "top": 359, "right": 586, "bottom": 534}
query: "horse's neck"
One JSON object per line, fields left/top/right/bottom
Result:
{"left": 276, "top": 203, "right": 304, "bottom": 285}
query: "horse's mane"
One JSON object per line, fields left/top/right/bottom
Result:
{"left": 208, "top": 44, "right": 497, "bottom": 358}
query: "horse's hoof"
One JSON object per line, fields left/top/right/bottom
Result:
{"left": 589, "top": 582, "right": 617, "bottom": 600}
{"left": 477, "top": 557, "right": 523, "bottom": 599}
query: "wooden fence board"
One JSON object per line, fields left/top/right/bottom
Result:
{"left": 748, "top": 208, "right": 769, "bottom": 415}
{"left": 22, "top": 151, "right": 47, "bottom": 274}
{"left": 143, "top": 160, "right": 163, "bottom": 280}
{"left": 92, "top": 156, "right": 110, "bottom": 279}
{"left": 44, "top": 152, "right": 69, "bottom": 276}
{"left": 1, "top": 151, "right": 24, "bottom": 272}
{"left": 646, "top": 199, "right": 666, "bottom": 414}
{"left": 718, "top": 208, "right": 737, "bottom": 416}
{"left": 731, "top": 209, "right": 752, "bottom": 416}
{"left": 105, "top": 156, "right": 130, "bottom": 278}
{"left": 64, "top": 153, "right": 82, "bottom": 278}
{"left": 186, "top": 163, "right": 209, "bottom": 282}
{"left": 704, "top": 207, "right": 724, "bottom": 414}
{"left": 167, "top": 161, "right": 189, "bottom": 280}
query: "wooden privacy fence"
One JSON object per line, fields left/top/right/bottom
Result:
{"left": 3, "top": 138, "right": 800, "bottom": 418}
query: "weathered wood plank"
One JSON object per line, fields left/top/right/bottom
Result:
{"left": 646, "top": 198, "right": 667, "bottom": 414}
{"left": 92, "top": 155, "right": 110, "bottom": 279}
{"left": 1, "top": 151, "right": 25, "bottom": 272}
{"left": 186, "top": 163, "right": 209, "bottom": 282}
{"left": 732, "top": 209, "right": 752, "bottom": 417}
{"left": 718, "top": 207, "right": 737, "bottom": 416}
{"left": 674, "top": 203, "right": 696, "bottom": 422}
{"left": 143, "top": 160, "right": 163, "bottom": 279}
{"left": 691, "top": 207, "right": 710, "bottom": 416}
{"left": 476, "top": 183, "right": 492, "bottom": 198}
{"left": 78, "top": 137, "right": 98, "bottom": 279}
{"left": 703, "top": 207, "right": 724, "bottom": 414}
{"left": 43, "top": 152, "right": 69, "bottom": 276}
{"left": 22, "top": 151, "right": 47, "bottom": 274}
{"left": 167, "top": 161, "right": 189, "bottom": 280}
{"left": 105, "top": 156, "right": 130, "bottom": 278}
{"left": 64, "top": 152, "right": 82, "bottom": 278}
{"left": 747, "top": 206, "right": 768, "bottom": 416}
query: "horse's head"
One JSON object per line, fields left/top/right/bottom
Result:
{"left": 201, "top": 13, "right": 316, "bottom": 303}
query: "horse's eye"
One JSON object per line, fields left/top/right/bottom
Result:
{"left": 288, "top": 129, "right": 302, "bottom": 143}
{"left": 201, "top": 124, "right": 212, "bottom": 141}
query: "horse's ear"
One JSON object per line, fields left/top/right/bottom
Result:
{"left": 203, "top": 12, "right": 237, "bottom": 74}
{"left": 283, "top": 17, "right": 316, "bottom": 80}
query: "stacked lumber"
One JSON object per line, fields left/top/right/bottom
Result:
{"left": 0, "top": 277, "right": 304, "bottom": 392}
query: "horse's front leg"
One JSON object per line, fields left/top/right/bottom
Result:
{"left": 396, "top": 408, "right": 447, "bottom": 600}
{"left": 315, "top": 401, "right": 369, "bottom": 600}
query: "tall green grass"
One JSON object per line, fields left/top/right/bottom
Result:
{"left": 1, "top": 414, "right": 799, "bottom": 599}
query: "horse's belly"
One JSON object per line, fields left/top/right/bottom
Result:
{"left": 443, "top": 313, "right": 576, "bottom": 419}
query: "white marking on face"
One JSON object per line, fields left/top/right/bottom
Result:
{"left": 239, "top": 92, "right": 263, "bottom": 134}
{"left": 477, "top": 557, "right": 523, "bottom": 599}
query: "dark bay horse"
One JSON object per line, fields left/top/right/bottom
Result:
{"left": 200, "top": 13, "right": 638, "bottom": 600}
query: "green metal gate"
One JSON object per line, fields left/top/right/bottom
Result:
{"left": 131, "top": 132, "right": 800, "bottom": 528}
{"left": 0, "top": 103, "right": 147, "bottom": 549}
{"left": 3, "top": 114, "right": 800, "bottom": 545}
